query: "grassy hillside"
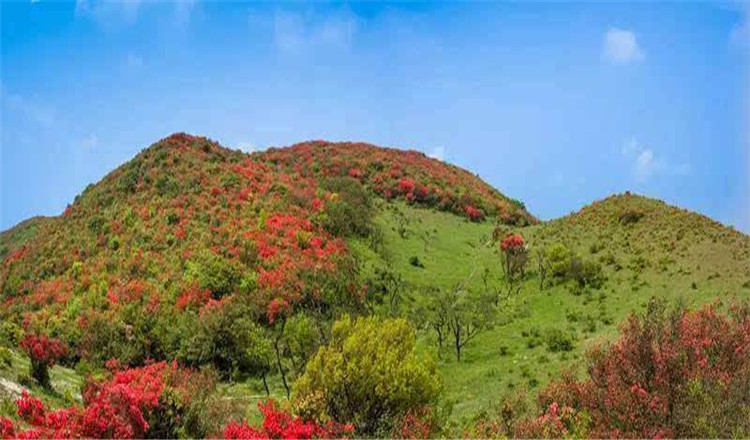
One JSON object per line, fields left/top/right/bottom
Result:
{"left": 348, "top": 194, "right": 750, "bottom": 424}
{"left": 1, "top": 134, "right": 748, "bottom": 436}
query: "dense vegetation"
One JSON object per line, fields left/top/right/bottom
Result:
{"left": 1, "top": 133, "right": 748, "bottom": 438}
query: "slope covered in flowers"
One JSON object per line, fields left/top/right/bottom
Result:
{"left": 0, "top": 133, "right": 531, "bottom": 368}
{"left": 262, "top": 141, "right": 535, "bottom": 225}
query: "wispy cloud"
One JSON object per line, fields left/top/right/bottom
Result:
{"left": 622, "top": 138, "right": 690, "bottom": 183}
{"left": 75, "top": 0, "right": 195, "bottom": 29}
{"left": 602, "top": 27, "right": 644, "bottom": 65}
{"left": 75, "top": 0, "right": 142, "bottom": 27}
{"left": 2, "top": 89, "right": 56, "bottom": 128}
{"left": 272, "top": 8, "right": 357, "bottom": 55}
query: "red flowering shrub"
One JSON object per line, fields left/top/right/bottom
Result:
{"left": 2, "top": 362, "right": 215, "bottom": 439}
{"left": 390, "top": 407, "right": 435, "bottom": 439}
{"left": 512, "top": 300, "right": 750, "bottom": 438}
{"left": 0, "top": 417, "right": 15, "bottom": 440}
{"left": 223, "top": 400, "right": 353, "bottom": 439}
{"left": 19, "top": 334, "right": 68, "bottom": 388}
{"left": 499, "top": 233, "right": 524, "bottom": 252}
{"left": 464, "top": 205, "right": 483, "bottom": 222}
{"left": 499, "top": 234, "right": 527, "bottom": 292}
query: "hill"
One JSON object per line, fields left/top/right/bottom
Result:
{"left": 0, "top": 133, "right": 532, "bottom": 368}
{"left": 1, "top": 134, "right": 748, "bottom": 434}
{"left": 349, "top": 193, "right": 750, "bottom": 422}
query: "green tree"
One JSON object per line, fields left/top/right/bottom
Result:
{"left": 293, "top": 315, "right": 443, "bottom": 436}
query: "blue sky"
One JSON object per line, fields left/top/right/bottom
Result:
{"left": 1, "top": 1, "right": 749, "bottom": 232}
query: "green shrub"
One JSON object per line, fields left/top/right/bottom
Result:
{"left": 619, "top": 209, "right": 645, "bottom": 225}
{"left": 320, "top": 177, "right": 374, "bottom": 238}
{"left": 544, "top": 328, "right": 574, "bottom": 352}
{"left": 409, "top": 255, "right": 424, "bottom": 268}
{"left": 546, "top": 243, "right": 573, "bottom": 280}
{"left": 0, "top": 321, "right": 23, "bottom": 347}
{"left": 0, "top": 347, "right": 12, "bottom": 369}
{"left": 186, "top": 251, "right": 243, "bottom": 298}
{"left": 293, "top": 315, "right": 442, "bottom": 436}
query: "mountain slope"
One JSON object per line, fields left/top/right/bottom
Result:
{"left": 2, "top": 134, "right": 748, "bottom": 430}
{"left": 349, "top": 193, "right": 750, "bottom": 422}
{"left": 0, "top": 133, "right": 533, "bottom": 367}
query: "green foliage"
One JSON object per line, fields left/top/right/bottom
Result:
{"left": 544, "top": 328, "right": 575, "bottom": 352}
{"left": 619, "top": 208, "right": 645, "bottom": 225}
{"left": 546, "top": 243, "right": 573, "bottom": 280}
{"left": 178, "top": 303, "right": 270, "bottom": 380}
{"left": 320, "top": 177, "right": 374, "bottom": 238}
{"left": 185, "top": 251, "right": 244, "bottom": 298}
{"left": 0, "top": 321, "right": 24, "bottom": 348}
{"left": 293, "top": 315, "right": 443, "bottom": 436}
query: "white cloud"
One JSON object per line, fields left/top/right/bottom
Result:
{"left": 622, "top": 137, "right": 690, "bottom": 183}
{"left": 602, "top": 27, "right": 644, "bottom": 65}
{"left": 635, "top": 149, "right": 654, "bottom": 181}
{"left": 428, "top": 146, "right": 445, "bottom": 161}
{"left": 272, "top": 9, "right": 357, "bottom": 55}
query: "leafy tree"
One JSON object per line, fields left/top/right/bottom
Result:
{"left": 293, "top": 315, "right": 442, "bottom": 436}
{"left": 178, "top": 301, "right": 269, "bottom": 381}
{"left": 499, "top": 233, "right": 528, "bottom": 297}
{"left": 445, "top": 287, "right": 496, "bottom": 362}
{"left": 19, "top": 334, "right": 67, "bottom": 388}
{"left": 363, "top": 267, "right": 404, "bottom": 316}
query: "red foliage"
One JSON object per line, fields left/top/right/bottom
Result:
{"left": 500, "top": 233, "right": 525, "bottom": 252}
{"left": 223, "top": 400, "right": 353, "bottom": 440}
{"left": 519, "top": 302, "right": 750, "bottom": 439}
{"left": 347, "top": 167, "right": 363, "bottom": 179}
{"left": 391, "top": 407, "right": 434, "bottom": 439}
{"left": 0, "top": 417, "right": 15, "bottom": 440}
{"left": 20, "top": 334, "right": 67, "bottom": 367}
{"left": 3, "top": 362, "right": 201, "bottom": 439}
{"left": 464, "top": 205, "right": 483, "bottom": 221}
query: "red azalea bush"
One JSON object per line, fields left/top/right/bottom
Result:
{"left": 499, "top": 233, "right": 527, "bottom": 286}
{"left": 499, "top": 233, "right": 524, "bottom": 252}
{"left": 464, "top": 205, "right": 483, "bottom": 222}
{"left": 2, "top": 362, "right": 215, "bottom": 439}
{"left": 390, "top": 407, "right": 436, "bottom": 439}
{"left": 508, "top": 300, "right": 750, "bottom": 439}
{"left": 223, "top": 400, "right": 353, "bottom": 440}
{"left": 19, "top": 334, "right": 68, "bottom": 388}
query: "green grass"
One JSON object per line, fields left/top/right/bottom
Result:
{"left": 348, "top": 196, "right": 750, "bottom": 426}
{"left": 0, "top": 348, "right": 83, "bottom": 417}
